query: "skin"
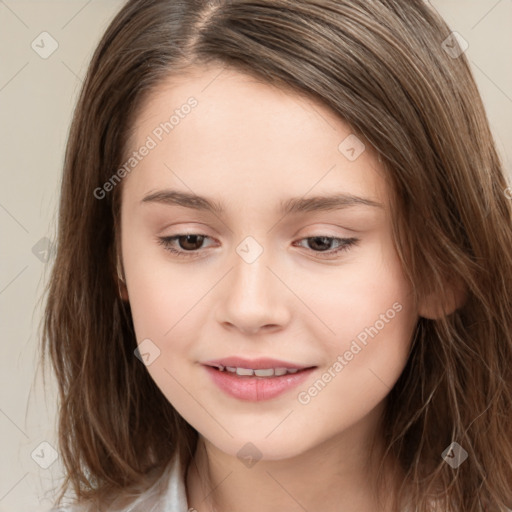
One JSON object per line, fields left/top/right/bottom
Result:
{"left": 118, "top": 63, "right": 424, "bottom": 512}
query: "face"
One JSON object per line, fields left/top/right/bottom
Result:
{"left": 118, "top": 64, "right": 419, "bottom": 461}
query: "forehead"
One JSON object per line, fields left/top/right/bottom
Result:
{"left": 121, "top": 64, "right": 387, "bottom": 211}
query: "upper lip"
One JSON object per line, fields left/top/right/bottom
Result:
{"left": 203, "top": 357, "right": 314, "bottom": 370}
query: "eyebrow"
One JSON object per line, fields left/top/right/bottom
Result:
{"left": 141, "top": 189, "right": 383, "bottom": 215}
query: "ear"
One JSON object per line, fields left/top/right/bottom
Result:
{"left": 116, "top": 255, "right": 130, "bottom": 302}
{"left": 418, "top": 277, "right": 467, "bottom": 319}
{"left": 118, "top": 278, "right": 129, "bottom": 302}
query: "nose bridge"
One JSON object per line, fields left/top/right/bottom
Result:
{"left": 216, "top": 234, "right": 289, "bottom": 331}
{"left": 231, "top": 234, "right": 276, "bottom": 302}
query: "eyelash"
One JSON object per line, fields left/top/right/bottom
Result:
{"left": 156, "top": 234, "right": 359, "bottom": 260}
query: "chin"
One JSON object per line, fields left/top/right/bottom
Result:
{"left": 201, "top": 429, "right": 314, "bottom": 463}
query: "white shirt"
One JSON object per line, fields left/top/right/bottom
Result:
{"left": 48, "top": 455, "right": 189, "bottom": 512}
{"left": 158, "top": 454, "right": 189, "bottom": 511}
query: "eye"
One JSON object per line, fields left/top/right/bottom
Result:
{"left": 292, "top": 236, "right": 359, "bottom": 258}
{"left": 157, "top": 234, "right": 214, "bottom": 258}
{"left": 157, "top": 234, "right": 359, "bottom": 259}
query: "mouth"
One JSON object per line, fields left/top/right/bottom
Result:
{"left": 206, "top": 364, "right": 314, "bottom": 377}
{"left": 203, "top": 356, "right": 316, "bottom": 377}
{"left": 202, "top": 357, "right": 317, "bottom": 401}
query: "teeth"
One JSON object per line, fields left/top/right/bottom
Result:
{"left": 254, "top": 368, "right": 274, "bottom": 377}
{"left": 236, "top": 367, "right": 254, "bottom": 376}
{"left": 216, "top": 366, "right": 302, "bottom": 377}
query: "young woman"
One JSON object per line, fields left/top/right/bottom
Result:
{"left": 41, "top": 1, "right": 512, "bottom": 511}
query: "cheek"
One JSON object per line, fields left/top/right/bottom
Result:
{"left": 296, "top": 306, "right": 413, "bottom": 445}
{"left": 295, "top": 239, "right": 416, "bottom": 428}
{"left": 126, "top": 265, "right": 203, "bottom": 354}
{"left": 124, "top": 253, "right": 211, "bottom": 424}
{"left": 295, "top": 236, "right": 415, "bottom": 350}
{"left": 121, "top": 229, "right": 204, "bottom": 359}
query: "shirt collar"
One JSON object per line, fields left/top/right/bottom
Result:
{"left": 160, "top": 454, "right": 189, "bottom": 511}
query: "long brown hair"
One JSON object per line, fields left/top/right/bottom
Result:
{"left": 41, "top": 0, "right": 512, "bottom": 510}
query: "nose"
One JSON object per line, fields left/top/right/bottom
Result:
{"left": 215, "top": 243, "right": 291, "bottom": 335}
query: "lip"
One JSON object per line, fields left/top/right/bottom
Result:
{"left": 202, "top": 357, "right": 316, "bottom": 402}
{"left": 203, "top": 356, "right": 311, "bottom": 370}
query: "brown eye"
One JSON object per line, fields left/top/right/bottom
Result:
{"left": 157, "top": 234, "right": 214, "bottom": 259}
{"left": 175, "top": 234, "right": 206, "bottom": 251}
{"left": 294, "top": 236, "right": 359, "bottom": 258}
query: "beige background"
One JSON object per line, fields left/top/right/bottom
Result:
{"left": 0, "top": 1, "right": 511, "bottom": 511}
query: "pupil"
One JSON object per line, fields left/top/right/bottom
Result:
{"left": 310, "top": 237, "right": 331, "bottom": 251}
{"left": 180, "top": 234, "right": 204, "bottom": 251}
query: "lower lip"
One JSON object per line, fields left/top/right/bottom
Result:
{"left": 203, "top": 365, "right": 316, "bottom": 401}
